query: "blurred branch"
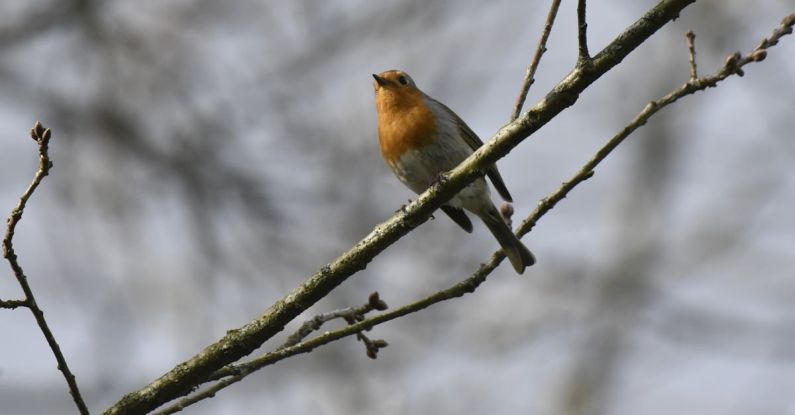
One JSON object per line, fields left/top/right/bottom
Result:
{"left": 105, "top": 1, "right": 699, "bottom": 413}
{"left": 511, "top": 0, "right": 562, "bottom": 121}
{"left": 2, "top": 122, "right": 90, "bottom": 415}
{"left": 0, "top": 1, "right": 71, "bottom": 49}
{"left": 158, "top": 12, "right": 795, "bottom": 412}
{"left": 652, "top": 299, "right": 795, "bottom": 360}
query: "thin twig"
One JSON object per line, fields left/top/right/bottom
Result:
{"left": 152, "top": 374, "right": 243, "bottom": 415}
{"left": 3, "top": 122, "right": 90, "bottom": 415}
{"left": 686, "top": 31, "right": 698, "bottom": 80}
{"left": 511, "top": 0, "right": 563, "bottom": 121}
{"left": 577, "top": 0, "right": 590, "bottom": 63}
{"left": 0, "top": 298, "right": 29, "bottom": 309}
{"left": 156, "top": 15, "right": 795, "bottom": 413}
{"left": 280, "top": 291, "right": 388, "bottom": 350}
{"left": 280, "top": 307, "right": 357, "bottom": 347}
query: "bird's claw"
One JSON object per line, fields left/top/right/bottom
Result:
{"left": 431, "top": 173, "right": 449, "bottom": 187}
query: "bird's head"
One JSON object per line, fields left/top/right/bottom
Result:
{"left": 372, "top": 70, "right": 423, "bottom": 112}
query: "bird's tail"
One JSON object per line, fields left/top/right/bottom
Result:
{"left": 479, "top": 207, "right": 535, "bottom": 274}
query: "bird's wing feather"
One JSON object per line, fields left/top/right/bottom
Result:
{"left": 431, "top": 98, "right": 513, "bottom": 202}
{"left": 440, "top": 205, "right": 473, "bottom": 233}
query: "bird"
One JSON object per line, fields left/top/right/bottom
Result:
{"left": 372, "top": 69, "right": 535, "bottom": 274}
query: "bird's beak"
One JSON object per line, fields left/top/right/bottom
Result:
{"left": 372, "top": 74, "right": 388, "bottom": 87}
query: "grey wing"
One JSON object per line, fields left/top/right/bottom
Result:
{"left": 440, "top": 205, "right": 473, "bottom": 233}
{"left": 434, "top": 100, "right": 514, "bottom": 202}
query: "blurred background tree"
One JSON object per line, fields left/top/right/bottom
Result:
{"left": 1, "top": 1, "right": 793, "bottom": 413}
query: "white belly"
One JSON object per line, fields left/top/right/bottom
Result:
{"left": 390, "top": 148, "right": 493, "bottom": 215}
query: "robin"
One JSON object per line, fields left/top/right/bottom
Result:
{"left": 372, "top": 70, "right": 535, "bottom": 274}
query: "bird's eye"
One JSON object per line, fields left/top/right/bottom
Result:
{"left": 398, "top": 76, "right": 409, "bottom": 85}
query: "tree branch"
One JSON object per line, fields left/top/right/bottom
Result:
{"left": 158, "top": 13, "right": 795, "bottom": 413}
{"left": 577, "top": 0, "right": 590, "bottom": 63}
{"left": 686, "top": 30, "right": 698, "bottom": 80}
{"left": 0, "top": 298, "right": 28, "bottom": 309}
{"left": 278, "top": 291, "right": 388, "bottom": 352}
{"left": 153, "top": 292, "right": 389, "bottom": 414}
{"left": 511, "top": 0, "right": 563, "bottom": 121}
{"left": 3, "top": 122, "right": 90, "bottom": 415}
{"left": 104, "top": 1, "right": 698, "bottom": 413}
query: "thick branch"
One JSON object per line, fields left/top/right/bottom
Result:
{"left": 3, "top": 122, "right": 90, "bottom": 415}
{"left": 511, "top": 0, "right": 563, "bottom": 121}
{"left": 104, "top": 1, "right": 697, "bottom": 413}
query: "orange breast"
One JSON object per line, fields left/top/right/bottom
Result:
{"left": 377, "top": 92, "right": 437, "bottom": 165}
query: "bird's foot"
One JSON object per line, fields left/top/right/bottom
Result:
{"left": 431, "top": 172, "right": 449, "bottom": 187}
